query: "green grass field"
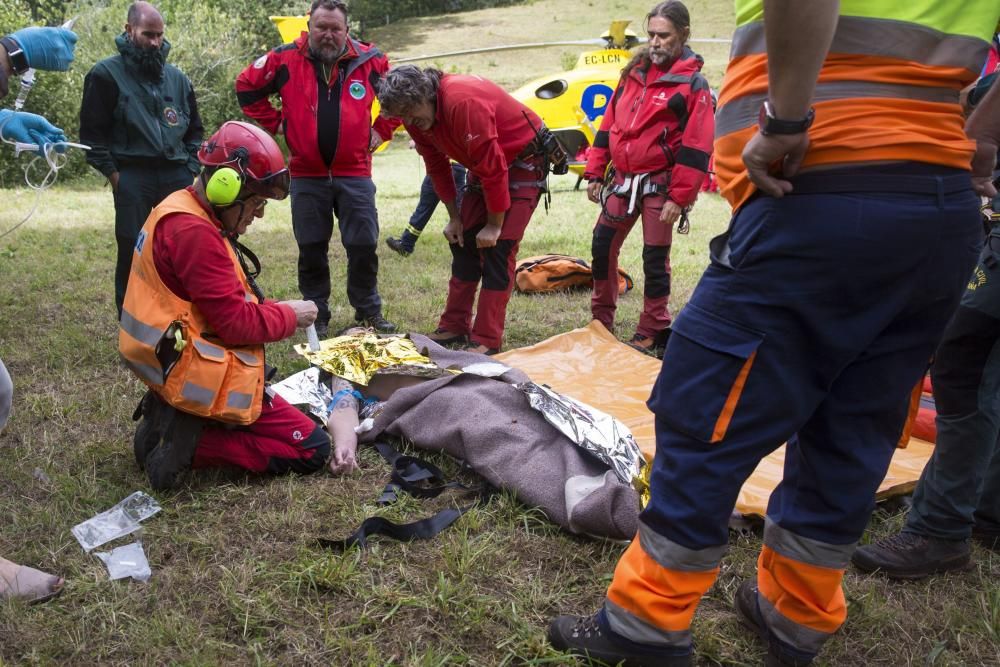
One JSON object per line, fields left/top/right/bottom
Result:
{"left": 2, "top": 0, "right": 999, "bottom": 664}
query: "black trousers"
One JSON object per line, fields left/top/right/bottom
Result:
{"left": 290, "top": 176, "right": 382, "bottom": 325}
{"left": 113, "top": 162, "right": 196, "bottom": 316}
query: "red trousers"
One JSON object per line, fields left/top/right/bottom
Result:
{"left": 192, "top": 392, "right": 330, "bottom": 474}
{"left": 591, "top": 172, "right": 673, "bottom": 338}
{"left": 438, "top": 158, "right": 543, "bottom": 349}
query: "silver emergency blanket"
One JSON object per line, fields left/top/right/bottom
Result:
{"left": 516, "top": 381, "right": 644, "bottom": 485}
{"left": 270, "top": 367, "right": 333, "bottom": 425}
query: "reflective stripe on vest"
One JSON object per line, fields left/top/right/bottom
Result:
{"left": 715, "top": 2, "right": 1000, "bottom": 209}
{"left": 118, "top": 189, "right": 265, "bottom": 425}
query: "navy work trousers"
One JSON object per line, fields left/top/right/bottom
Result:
{"left": 643, "top": 165, "right": 982, "bottom": 551}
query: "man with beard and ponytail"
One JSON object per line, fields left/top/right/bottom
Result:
{"left": 80, "top": 1, "right": 203, "bottom": 318}
{"left": 236, "top": 0, "right": 399, "bottom": 338}
{"left": 120, "top": 121, "right": 331, "bottom": 490}
{"left": 585, "top": 1, "right": 714, "bottom": 357}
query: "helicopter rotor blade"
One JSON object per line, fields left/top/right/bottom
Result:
{"left": 393, "top": 39, "right": 608, "bottom": 63}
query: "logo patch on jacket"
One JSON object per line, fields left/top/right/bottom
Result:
{"left": 254, "top": 54, "right": 268, "bottom": 69}
{"left": 349, "top": 81, "right": 366, "bottom": 100}
{"left": 163, "top": 107, "right": 179, "bottom": 126}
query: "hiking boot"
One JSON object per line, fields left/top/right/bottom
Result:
{"left": 427, "top": 328, "right": 468, "bottom": 346}
{"left": 314, "top": 321, "right": 330, "bottom": 339}
{"left": 851, "top": 531, "right": 971, "bottom": 579}
{"left": 356, "top": 313, "right": 397, "bottom": 333}
{"left": 547, "top": 613, "right": 692, "bottom": 667}
{"left": 132, "top": 391, "right": 163, "bottom": 469}
{"left": 463, "top": 342, "right": 500, "bottom": 356}
{"left": 144, "top": 410, "right": 205, "bottom": 491}
{"left": 734, "top": 581, "right": 814, "bottom": 667}
{"left": 627, "top": 329, "right": 672, "bottom": 358}
{"left": 385, "top": 236, "right": 413, "bottom": 257}
{"left": 972, "top": 523, "right": 1000, "bottom": 551}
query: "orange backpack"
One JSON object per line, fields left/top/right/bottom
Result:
{"left": 514, "top": 254, "right": 634, "bottom": 295}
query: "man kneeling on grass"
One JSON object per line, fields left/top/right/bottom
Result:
{"left": 119, "top": 121, "right": 331, "bottom": 490}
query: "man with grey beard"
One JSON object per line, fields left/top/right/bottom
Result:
{"left": 80, "top": 1, "right": 203, "bottom": 318}
{"left": 237, "top": 0, "right": 399, "bottom": 337}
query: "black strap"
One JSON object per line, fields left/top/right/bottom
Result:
{"left": 317, "top": 440, "right": 492, "bottom": 551}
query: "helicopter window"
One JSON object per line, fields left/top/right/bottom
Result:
{"left": 535, "top": 79, "right": 569, "bottom": 100}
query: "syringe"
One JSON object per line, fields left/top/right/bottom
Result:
{"left": 13, "top": 17, "right": 77, "bottom": 111}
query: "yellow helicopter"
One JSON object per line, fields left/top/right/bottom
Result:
{"left": 268, "top": 17, "right": 726, "bottom": 177}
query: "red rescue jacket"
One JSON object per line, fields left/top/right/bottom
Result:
{"left": 584, "top": 47, "right": 714, "bottom": 208}
{"left": 407, "top": 75, "right": 542, "bottom": 214}
{"left": 236, "top": 33, "right": 398, "bottom": 178}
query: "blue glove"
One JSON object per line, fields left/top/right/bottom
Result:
{"left": 8, "top": 27, "right": 78, "bottom": 72}
{"left": 0, "top": 109, "right": 67, "bottom": 155}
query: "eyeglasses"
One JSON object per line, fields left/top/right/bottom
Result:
{"left": 240, "top": 197, "right": 267, "bottom": 214}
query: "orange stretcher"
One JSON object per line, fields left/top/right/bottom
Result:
{"left": 497, "top": 321, "right": 933, "bottom": 517}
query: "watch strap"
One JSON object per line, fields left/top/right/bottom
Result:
{"left": 0, "top": 36, "right": 29, "bottom": 76}
{"left": 760, "top": 101, "right": 815, "bottom": 136}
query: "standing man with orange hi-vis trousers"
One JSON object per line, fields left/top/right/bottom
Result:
{"left": 547, "top": 1, "right": 1000, "bottom": 666}
{"left": 585, "top": 0, "right": 714, "bottom": 356}
{"left": 119, "top": 121, "right": 331, "bottom": 491}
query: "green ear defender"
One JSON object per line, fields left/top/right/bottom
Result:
{"left": 205, "top": 166, "right": 243, "bottom": 205}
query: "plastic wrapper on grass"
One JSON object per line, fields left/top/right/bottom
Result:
{"left": 94, "top": 541, "right": 152, "bottom": 582}
{"left": 71, "top": 491, "right": 162, "bottom": 552}
{"left": 516, "top": 381, "right": 645, "bottom": 486}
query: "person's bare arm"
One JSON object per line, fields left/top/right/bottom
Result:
{"left": 742, "top": 0, "right": 840, "bottom": 197}
{"left": 966, "top": 77, "right": 1000, "bottom": 197}
{"left": 327, "top": 377, "right": 360, "bottom": 475}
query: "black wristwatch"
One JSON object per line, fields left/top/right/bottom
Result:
{"left": 758, "top": 100, "right": 815, "bottom": 136}
{"left": 0, "top": 35, "right": 29, "bottom": 76}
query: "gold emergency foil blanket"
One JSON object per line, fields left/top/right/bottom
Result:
{"left": 294, "top": 333, "right": 442, "bottom": 386}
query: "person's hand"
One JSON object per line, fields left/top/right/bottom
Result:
{"left": 476, "top": 224, "right": 501, "bottom": 248}
{"left": 586, "top": 180, "right": 602, "bottom": 203}
{"left": 329, "top": 438, "right": 359, "bottom": 476}
{"left": 741, "top": 131, "right": 810, "bottom": 198}
{"left": 280, "top": 299, "right": 318, "bottom": 328}
{"left": 971, "top": 138, "right": 998, "bottom": 198}
{"left": 443, "top": 216, "right": 463, "bottom": 246}
{"left": 9, "top": 27, "right": 77, "bottom": 72}
{"left": 368, "top": 129, "right": 384, "bottom": 153}
{"left": 659, "top": 200, "right": 682, "bottom": 226}
{"left": 0, "top": 109, "right": 66, "bottom": 156}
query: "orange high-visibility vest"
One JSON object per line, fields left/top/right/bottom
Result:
{"left": 119, "top": 189, "right": 265, "bottom": 425}
{"left": 716, "top": 1, "right": 1000, "bottom": 210}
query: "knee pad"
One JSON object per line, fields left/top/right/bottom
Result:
{"left": 591, "top": 224, "right": 617, "bottom": 280}
{"left": 482, "top": 239, "right": 517, "bottom": 291}
{"left": 642, "top": 244, "right": 671, "bottom": 298}
{"left": 451, "top": 244, "right": 482, "bottom": 282}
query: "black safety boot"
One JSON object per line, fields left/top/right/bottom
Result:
{"left": 385, "top": 236, "right": 414, "bottom": 257}
{"left": 144, "top": 410, "right": 206, "bottom": 491}
{"left": 547, "top": 613, "right": 692, "bottom": 667}
{"left": 356, "top": 313, "right": 397, "bottom": 333}
{"left": 314, "top": 321, "right": 330, "bottom": 339}
{"left": 132, "top": 391, "right": 163, "bottom": 469}
{"left": 626, "top": 328, "right": 672, "bottom": 358}
{"left": 734, "top": 581, "right": 814, "bottom": 667}
{"left": 851, "top": 531, "right": 972, "bottom": 579}
{"left": 972, "top": 523, "right": 1000, "bottom": 551}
